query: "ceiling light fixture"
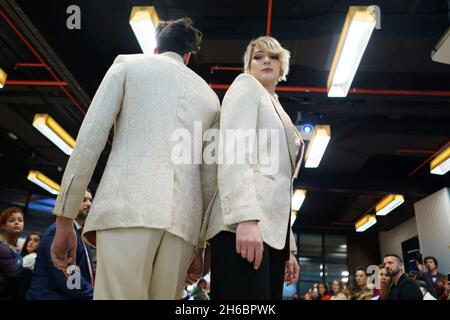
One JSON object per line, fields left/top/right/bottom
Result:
{"left": 32, "top": 114, "right": 75, "bottom": 155}
{"left": 129, "top": 6, "right": 160, "bottom": 54}
{"left": 327, "top": 5, "right": 381, "bottom": 97}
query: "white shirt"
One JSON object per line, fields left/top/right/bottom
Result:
{"left": 22, "top": 252, "right": 37, "bottom": 270}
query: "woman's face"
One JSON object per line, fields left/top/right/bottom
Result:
{"left": 318, "top": 283, "right": 326, "bottom": 295}
{"left": 332, "top": 281, "right": 340, "bottom": 293}
{"left": 3, "top": 212, "right": 24, "bottom": 236}
{"left": 355, "top": 270, "right": 368, "bottom": 287}
{"left": 249, "top": 46, "right": 281, "bottom": 87}
{"left": 26, "top": 234, "right": 40, "bottom": 253}
{"left": 379, "top": 267, "right": 390, "bottom": 284}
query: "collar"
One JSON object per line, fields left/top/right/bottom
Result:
{"left": 160, "top": 51, "right": 184, "bottom": 64}
{"left": 73, "top": 220, "right": 82, "bottom": 231}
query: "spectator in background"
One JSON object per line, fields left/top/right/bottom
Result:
{"left": 384, "top": 254, "right": 422, "bottom": 300}
{"left": 350, "top": 267, "right": 373, "bottom": 300}
{"left": 407, "top": 270, "right": 418, "bottom": 281}
{"left": 304, "top": 292, "right": 313, "bottom": 300}
{"left": 0, "top": 207, "right": 24, "bottom": 252}
{"left": 317, "top": 281, "right": 331, "bottom": 300}
{"left": 26, "top": 190, "right": 94, "bottom": 300}
{"left": 372, "top": 264, "right": 391, "bottom": 300}
{"left": 415, "top": 280, "right": 436, "bottom": 300}
{"left": 191, "top": 278, "right": 210, "bottom": 300}
{"left": 330, "top": 279, "right": 347, "bottom": 300}
{"left": 0, "top": 207, "right": 31, "bottom": 299}
{"left": 421, "top": 256, "right": 446, "bottom": 298}
{"left": 435, "top": 279, "right": 448, "bottom": 300}
{"left": 20, "top": 232, "right": 42, "bottom": 270}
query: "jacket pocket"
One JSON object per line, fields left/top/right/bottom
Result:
{"left": 253, "top": 169, "right": 275, "bottom": 181}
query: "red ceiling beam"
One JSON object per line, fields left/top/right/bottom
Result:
{"left": 0, "top": 9, "right": 86, "bottom": 115}
{"left": 210, "top": 83, "right": 450, "bottom": 97}
{"left": 5, "top": 80, "right": 67, "bottom": 86}
{"left": 408, "top": 141, "right": 450, "bottom": 177}
{"left": 266, "top": 0, "right": 273, "bottom": 36}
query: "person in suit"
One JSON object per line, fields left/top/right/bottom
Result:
{"left": 202, "top": 36, "right": 304, "bottom": 299}
{"left": 26, "top": 190, "right": 94, "bottom": 300}
{"left": 50, "top": 17, "right": 220, "bottom": 300}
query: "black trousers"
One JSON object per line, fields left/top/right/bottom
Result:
{"left": 210, "top": 231, "right": 286, "bottom": 300}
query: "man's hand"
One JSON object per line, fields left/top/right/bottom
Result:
{"left": 51, "top": 216, "right": 77, "bottom": 274}
{"left": 284, "top": 252, "right": 300, "bottom": 285}
{"left": 185, "top": 248, "right": 204, "bottom": 285}
{"left": 236, "top": 220, "right": 264, "bottom": 270}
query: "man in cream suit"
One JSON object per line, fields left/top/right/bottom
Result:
{"left": 50, "top": 18, "right": 220, "bottom": 299}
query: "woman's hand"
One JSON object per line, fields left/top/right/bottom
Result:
{"left": 284, "top": 252, "right": 300, "bottom": 285}
{"left": 236, "top": 220, "right": 264, "bottom": 270}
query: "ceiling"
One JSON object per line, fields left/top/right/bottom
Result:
{"left": 0, "top": 0, "right": 449, "bottom": 233}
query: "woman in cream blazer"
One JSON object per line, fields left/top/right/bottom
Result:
{"left": 205, "top": 36, "right": 304, "bottom": 299}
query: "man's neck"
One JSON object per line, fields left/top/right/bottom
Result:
{"left": 75, "top": 218, "right": 85, "bottom": 229}
{"left": 430, "top": 269, "right": 438, "bottom": 276}
{"left": 392, "top": 272, "right": 403, "bottom": 285}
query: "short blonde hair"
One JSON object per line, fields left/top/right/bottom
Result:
{"left": 243, "top": 36, "right": 291, "bottom": 82}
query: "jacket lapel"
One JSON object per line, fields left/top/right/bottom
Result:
{"left": 268, "top": 94, "right": 302, "bottom": 176}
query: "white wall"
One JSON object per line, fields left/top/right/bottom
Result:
{"left": 414, "top": 187, "right": 450, "bottom": 275}
{"left": 379, "top": 217, "right": 418, "bottom": 259}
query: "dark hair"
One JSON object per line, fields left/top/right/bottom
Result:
{"left": 20, "top": 232, "right": 42, "bottom": 257}
{"left": 355, "top": 266, "right": 367, "bottom": 276}
{"left": 423, "top": 256, "right": 438, "bottom": 267}
{"left": 317, "top": 281, "right": 329, "bottom": 298}
{"left": 0, "top": 207, "right": 24, "bottom": 226}
{"left": 378, "top": 263, "right": 386, "bottom": 269}
{"left": 415, "top": 280, "right": 428, "bottom": 290}
{"left": 156, "top": 17, "right": 202, "bottom": 56}
{"left": 384, "top": 253, "right": 403, "bottom": 263}
{"left": 197, "top": 279, "right": 207, "bottom": 287}
{"left": 331, "top": 279, "right": 345, "bottom": 293}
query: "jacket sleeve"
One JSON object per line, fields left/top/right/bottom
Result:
{"left": 54, "top": 55, "right": 126, "bottom": 219}
{"left": 218, "top": 74, "right": 263, "bottom": 226}
{"left": 197, "top": 105, "right": 220, "bottom": 249}
{"left": 43, "top": 229, "right": 93, "bottom": 299}
{"left": 200, "top": 102, "right": 220, "bottom": 216}
{"left": 289, "top": 229, "right": 297, "bottom": 255}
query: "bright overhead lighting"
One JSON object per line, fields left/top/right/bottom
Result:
{"left": 292, "top": 189, "right": 306, "bottom": 211}
{"left": 304, "top": 125, "right": 331, "bottom": 168}
{"left": 341, "top": 271, "right": 349, "bottom": 277}
{"left": 290, "top": 210, "right": 298, "bottom": 227}
{"left": 342, "top": 277, "right": 349, "bottom": 283}
{"left": 355, "top": 214, "right": 376, "bottom": 232}
{"left": 375, "top": 194, "right": 405, "bottom": 216}
{"left": 129, "top": 6, "right": 159, "bottom": 53}
{"left": 33, "top": 114, "right": 75, "bottom": 155}
{"left": 27, "top": 170, "right": 60, "bottom": 195}
{"left": 327, "top": 5, "right": 381, "bottom": 97}
{"left": 0, "top": 67, "right": 7, "bottom": 88}
{"left": 431, "top": 26, "right": 450, "bottom": 64}
{"left": 430, "top": 144, "right": 450, "bottom": 175}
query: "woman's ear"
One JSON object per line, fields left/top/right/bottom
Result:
{"left": 183, "top": 52, "right": 192, "bottom": 65}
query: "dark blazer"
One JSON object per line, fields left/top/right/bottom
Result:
{"left": 387, "top": 274, "right": 423, "bottom": 300}
{"left": 26, "top": 223, "right": 93, "bottom": 300}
